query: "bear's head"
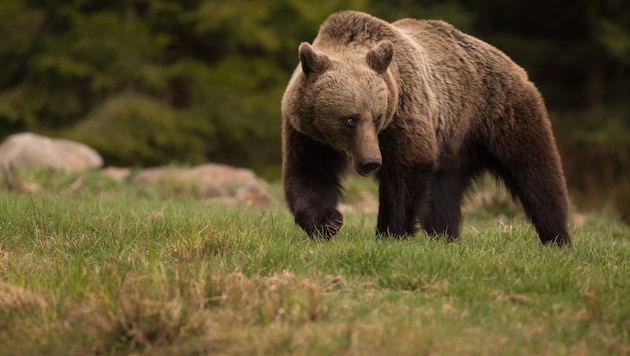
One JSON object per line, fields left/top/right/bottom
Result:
{"left": 286, "top": 40, "right": 398, "bottom": 177}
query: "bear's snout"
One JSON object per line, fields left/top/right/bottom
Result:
{"left": 357, "top": 157, "right": 382, "bottom": 177}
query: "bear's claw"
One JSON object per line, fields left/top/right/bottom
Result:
{"left": 295, "top": 209, "right": 344, "bottom": 239}
{"left": 326, "top": 217, "right": 344, "bottom": 234}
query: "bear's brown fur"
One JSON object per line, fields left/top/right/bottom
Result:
{"left": 281, "top": 10, "right": 572, "bottom": 246}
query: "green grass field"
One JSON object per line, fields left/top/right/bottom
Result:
{"left": 0, "top": 170, "right": 629, "bottom": 355}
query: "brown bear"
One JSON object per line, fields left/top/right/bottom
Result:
{"left": 281, "top": 10, "right": 572, "bottom": 246}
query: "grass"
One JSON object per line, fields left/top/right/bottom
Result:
{"left": 0, "top": 169, "right": 629, "bottom": 355}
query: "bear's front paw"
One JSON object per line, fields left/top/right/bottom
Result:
{"left": 295, "top": 209, "right": 344, "bottom": 239}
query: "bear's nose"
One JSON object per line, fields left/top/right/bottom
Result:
{"left": 357, "top": 157, "right": 382, "bottom": 177}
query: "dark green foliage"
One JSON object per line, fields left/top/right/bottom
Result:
{"left": 67, "top": 93, "right": 210, "bottom": 166}
{"left": 0, "top": 0, "right": 628, "bottom": 211}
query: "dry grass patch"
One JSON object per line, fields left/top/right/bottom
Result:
{"left": 60, "top": 270, "right": 345, "bottom": 354}
{"left": 0, "top": 282, "right": 48, "bottom": 312}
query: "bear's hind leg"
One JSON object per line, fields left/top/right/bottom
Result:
{"left": 485, "top": 90, "right": 573, "bottom": 246}
{"left": 487, "top": 129, "right": 572, "bottom": 246}
{"left": 496, "top": 163, "right": 572, "bottom": 246}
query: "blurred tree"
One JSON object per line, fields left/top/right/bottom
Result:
{"left": 0, "top": 0, "right": 45, "bottom": 132}
{"left": 0, "top": 0, "right": 372, "bottom": 175}
{"left": 0, "top": 0, "right": 628, "bottom": 215}
{"left": 186, "top": 0, "right": 369, "bottom": 175}
{"left": 70, "top": 92, "right": 210, "bottom": 166}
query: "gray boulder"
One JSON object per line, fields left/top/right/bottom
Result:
{"left": 132, "top": 163, "right": 272, "bottom": 207}
{"left": 0, "top": 132, "right": 103, "bottom": 172}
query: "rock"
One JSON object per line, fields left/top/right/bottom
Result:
{"left": 102, "top": 166, "right": 132, "bottom": 181}
{"left": 132, "top": 163, "right": 272, "bottom": 207}
{"left": 0, "top": 164, "right": 42, "bottom": 194}
{"left": 0, "top": 132, "right": 103, "bottom": 172}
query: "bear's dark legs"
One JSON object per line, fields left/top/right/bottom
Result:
{"left": 376, "top": 165, "right": 433, "bottom": 238}
{"left": 422, "top": 170, "right": 475, "bottom": 241}
{"left": 496, "top": 164, "right": 572, "bottom": 246}
{"left": 487, "top": 103, "right": 572, "bottom": 246}
{"left": 283, "top": 126, "right": 346, "bottom": 238}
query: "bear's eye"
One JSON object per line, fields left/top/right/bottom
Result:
{"left": 343, "top": 116, "right": 358, "bottom": 128}
{"left": 375, "top": 114, "right": 383, "bottom": 125}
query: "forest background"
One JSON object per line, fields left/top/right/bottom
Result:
{"left": 0, "top": 0, "right": 628, "bottom": 219}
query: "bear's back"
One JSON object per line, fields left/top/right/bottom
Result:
{"left": 315, "top": 11, "right": 399, "bottom": 48}
{"left": 392, "top": 18, "right": 528, "bottom": 82}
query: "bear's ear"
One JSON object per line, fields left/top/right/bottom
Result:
{"left": 366, "top": 40, "right": 394, "bottom": 74}
{"left": 299, "top": 42, "right": 330, "bottom": 75}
